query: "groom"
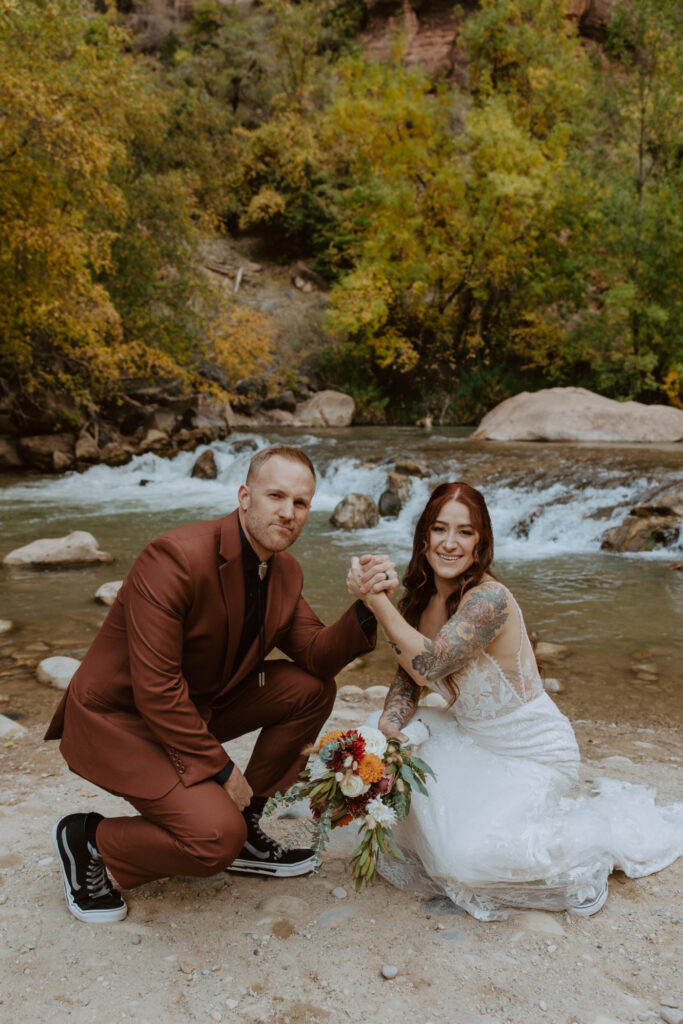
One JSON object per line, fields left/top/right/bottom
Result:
{"left": 45, "top": 444, "right": 384, "bottom": 923}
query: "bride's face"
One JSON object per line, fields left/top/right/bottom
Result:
{"left": 426, "top": 498, "right": 480, "bottom": 584}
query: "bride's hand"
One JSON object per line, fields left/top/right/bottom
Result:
{"left": 348, "top": 553, "right": 398, "bottom": 600}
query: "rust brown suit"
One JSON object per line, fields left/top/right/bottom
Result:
{"left": 45, "top": 510, "right": 374, "bottom": 888}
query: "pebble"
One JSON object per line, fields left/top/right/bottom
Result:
{"left": 94, "top": 581, "right": 123, "bottom": 606}
{"left": 539, "top": 1001, "right": 547, "bottom": 1011}
{"left": 331, "top": 887, "right": 347, "bottom": 899}
{"left": 225, "top": 1000, "right": 238, "bottom": 1010}
{"left": 0, "top": 620, "right": 14, "bottom": 635}
{"left": 381, "top": 966, "right": 398, "bottom": 979}
{"left": 131, "top": 934, "right": 141, "bottom": 945}
{"left": 38, "top": 857, "right": 53, "bottom": 866}
{"left": 660, "top": 1010, "right": 683, "bottom": 1024}
{"left": 439, "top": 930, "right": 465, "bottom": 943}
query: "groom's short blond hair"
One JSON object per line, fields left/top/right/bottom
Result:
{"left": 246, "top": 445, "right": 316, "bottom": 484}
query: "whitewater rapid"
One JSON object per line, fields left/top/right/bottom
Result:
{"left": 1, "top": 432, "right": 680, "bottom": 562}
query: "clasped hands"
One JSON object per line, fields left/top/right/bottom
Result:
{"left": 347, "top": 553, "right": 398, "bottom": 605}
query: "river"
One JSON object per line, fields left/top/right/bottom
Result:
{"left": 1, "top": 427, "right": 681, "bottom": 730}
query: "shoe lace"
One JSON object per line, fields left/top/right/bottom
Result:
{"left": 86, "top": 855, "right": 113, "bottom": 900}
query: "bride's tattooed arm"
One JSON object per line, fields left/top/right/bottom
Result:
{"left": 410, "top": 586, "right": 509, "bottom": 682}
{"left": 366, "top": 583, "right": 510, "bottom": 687}
{"left": 379, "top": 668, "right": 420, "bottom": 736}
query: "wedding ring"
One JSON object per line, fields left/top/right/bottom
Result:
{"left": 384, "top": 571, "right": 390, "bottom": 580}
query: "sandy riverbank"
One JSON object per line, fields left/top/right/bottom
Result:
{"left": 1, "top": 686, "right": 682, "bottom": 1024}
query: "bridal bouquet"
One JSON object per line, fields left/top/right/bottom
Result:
{"left": 266, "top": 725, "right": 435, "bottom": 890}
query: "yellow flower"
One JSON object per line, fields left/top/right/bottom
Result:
{"left": 358, "top": 753, "right": 383, "bottom": 784}
{"left": 319, "top": 730, "right": 344, "bottom": 748}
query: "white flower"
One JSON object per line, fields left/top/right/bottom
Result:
{"left": 365, "top": 798, "right": 397, "bottom": 828}
{"left": 308, "top": 757, "right": 332, "bottom": 781}
{"left": 339, "top": 772, "right": 370, "bottom": 797}
{"left": 358, "top": 726, "right": 388, "bottom": 758}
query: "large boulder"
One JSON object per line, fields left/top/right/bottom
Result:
{"left": 295, "top": 391, "right": 355, "bottom": 428}
{"left": 36, "top": 656, "right": 80, "bottom": 690}
{"left": 17, "top": 433, "right": 76, "bottom": 472}
{"left": 3, "top": 531, "right": 113, "bottom": 568}
{"left": 471, "top": 387, "right": 683, "bottom": 443}
{"left": 330, "top": 494, "right": 379, "bottom": 530}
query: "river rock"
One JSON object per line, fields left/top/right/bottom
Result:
{"left": 3, "top": 531, "right": 113, "bottom": 568}
{"left": 330, "top": 494, "right": 379, "bottom": 530}
{"left": 36, "top": 656, "right": 80, "bottom": 690}
{"left": 95, "top": 580, "right": 123, "bottom": 605}
{"left": 543, "top": 677, "right": 563, "bottom": 693}
{"left": 535, "top": 642, "right": 570, "bottom": 661}
{"left": 378, "top": 490, "right": 402, "bottom": 517}
{"left": 100, "top": 440, "right": 134, "bottom": 467}
{"left": 0, "top": 437, "right": 22, "bottom": 470}
{"left": 74, "top": 431, "right": 100, "bottom": 464}
{"left": 601, "top": 514, "right": 680, "bottom": 553}
{"left": 17, "top": 433, "right": 76, "bottom": 472}
{"left": 0, "top": 619, "right": 14, "bottom": 634}
{"left": 191, "top": 450, "right": 218, "bottom": 480}
{"left": 393, "top": 458, "right": 431, "bottom": 478}
{"left": 0, "top": 714, "right": 28, "bottom": 739}
{"left": 660, "top": 1010, "right": 683, "bottom": 1024}
{"left": 471, "top": 387, "right": 683, "bottom": 442}
{"left": 295, "top": 391, "right": 355, "bottom": 428}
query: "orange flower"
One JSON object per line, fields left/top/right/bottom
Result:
{"left": 319, "top": 730, "right": 344, "bottom": 748}
{"left": 337, "top": 813, "right": 354, "bottom": 827}
{"left": 358, "top": 753, "right": 383, "bottom": 784}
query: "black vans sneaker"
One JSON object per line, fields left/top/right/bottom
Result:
{"left": 228, "top": 804, "right": 316, "bottom": 878}
{"left": 53, "top": 813, "right": 127, "bottom": 923}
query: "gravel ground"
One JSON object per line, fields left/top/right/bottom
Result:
{"left": 1, "top": 687, "right": 682, "bottom": 1024}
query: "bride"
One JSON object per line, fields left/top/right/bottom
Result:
{"left": 347, "top": 481, "right": 683, "bottom": 921}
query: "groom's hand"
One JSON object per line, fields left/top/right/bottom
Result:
{"left": 223, "top": 764, "right": 253, "bottom": 812}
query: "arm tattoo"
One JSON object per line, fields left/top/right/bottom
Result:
{"left": 411, "top": 585, "right": 509, "bottom": 683}
{"left": 381, "top": 668, "right": 420, "bottom": 729}
{"left": 388, "top": 639, "right": 402, "bottom": 656}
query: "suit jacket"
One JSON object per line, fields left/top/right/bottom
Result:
{"left": 45, "top": 510, "right": 375, "bottom": 798}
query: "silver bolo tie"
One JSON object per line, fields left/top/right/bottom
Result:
{"left": 257, "top": 561, "right": 268, "bottom": 686}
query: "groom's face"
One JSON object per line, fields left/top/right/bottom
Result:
{"left": 238, "top": 455, "right": 316, "bottom": 560}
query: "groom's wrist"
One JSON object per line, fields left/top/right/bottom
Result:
{"left": 354, "top": 599, "right": 377, "bottom": 638}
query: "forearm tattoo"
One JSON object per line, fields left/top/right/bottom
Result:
{"left": 387, "top": 639, "right": 402, "bottom": 656}
{"left": 381, "top": 669, "right": 420, "bottom": 730}
{"left": 411, "top": 585, "right": 509, "bottom": 683}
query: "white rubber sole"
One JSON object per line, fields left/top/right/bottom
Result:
{"left": 227, "top": 854, "right": 317, "bottom": 878}
{"left": 52, "top": 821, "right": 128, "bottom": 923}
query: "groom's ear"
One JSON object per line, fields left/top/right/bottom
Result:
{"left": 238, "top": 483, "right": 250, "bottom": 510}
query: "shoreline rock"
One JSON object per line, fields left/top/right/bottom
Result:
{"left": 3, "top": 531, "right": 113, "bottom": 568}
{"left": 471, "top": 387, "right": 683, "bottom": 443}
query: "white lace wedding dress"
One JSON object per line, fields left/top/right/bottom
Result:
{"left": 373, "top": 587, "right": 683, "bottom": 921}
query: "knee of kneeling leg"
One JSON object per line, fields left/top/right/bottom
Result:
{"left": 191, "top": 816, "right": 247, "bottom": 874}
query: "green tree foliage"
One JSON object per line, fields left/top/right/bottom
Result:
{"left": 319, "top": 1, "right": 596, "bottom": 420}
{"left": 0, "top": 0, "right": 273, "bottom": 415}
{"left": 570, "top": 0, "right": 683, "bottom": 402}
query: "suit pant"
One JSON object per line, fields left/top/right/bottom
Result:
{"left": 96, "top": 661, "right": 335, "bottom": 889}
